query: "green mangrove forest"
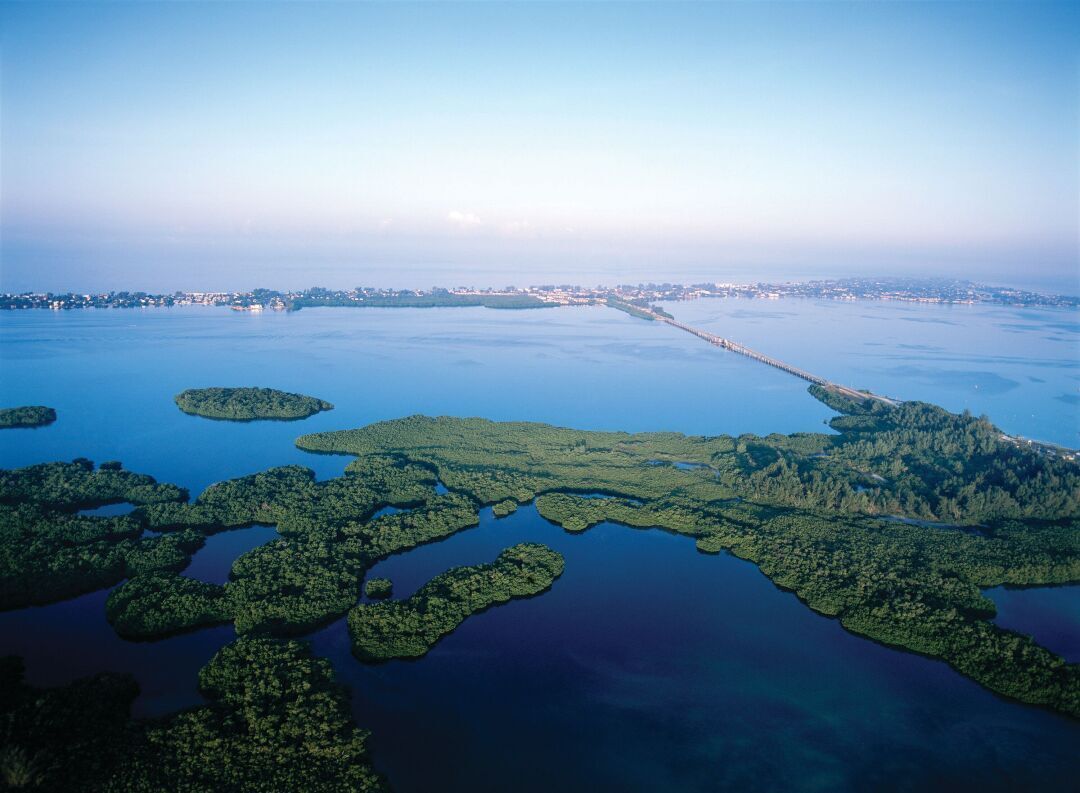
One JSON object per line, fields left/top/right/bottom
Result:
{"left": 295, "top": 389, "right": 1080, "bottom": 716}
{"left": 174, "top": 387, "right": 333, "bottom": 421}
{"left": 0, "top": 406, "right": 56, "bottom": 429}
{"left": 349, "top": 543, "right": 564, "bottom": 661}
{"left": 364, "top": 577, "right": 393, "bottom": 599}
{"left": 1, "top": 638, "right": 383, "bottom": 792}
{"left": 0, "top": 460, "right": 198, "bottom": 609}
{"left": 2, "top": 384, "right": 1079, "bottom": 789}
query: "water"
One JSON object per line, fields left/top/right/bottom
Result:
{"left": 1, "top": 301, "right": 1077, "bottom": 790}
{"left": 311, "top": 505, "right": 1079, "bottom": 792}
{"left": 0, "top": 304, "right": 840, "bottom": 492}
{"left": 370, "top": 505, "right": 404, "bottom": 520}
{"left": 0, "top": 587, "right": 235, "bottom": 717}
{"left": 985, "top": 585, "right": 1080, "bottom": 663}
{"left": 77, "top": 502, "right": 135, "bottom": 517}
{"left": 182, "top": 524, "right": 281, "bottom": 586}
{"left": 658, "top": 298, "right": 1080, "bottom": 447}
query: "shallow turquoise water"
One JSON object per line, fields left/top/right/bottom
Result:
{"left": 0, "top": 301, "right": 1077, "bottom": 791}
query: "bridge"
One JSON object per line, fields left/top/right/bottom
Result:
{"left": 650, "top": 312, "right": 900, "bottom": 406}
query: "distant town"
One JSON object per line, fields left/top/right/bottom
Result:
{"left": 1, "top": 277, "right": 1077, "bottom": 312}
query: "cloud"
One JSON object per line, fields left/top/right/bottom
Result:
{"left": 502, "top": 220, "right": 532, "bottom": 235}
{"left": 447, "top": 210, "right": 482, "bottom": 227}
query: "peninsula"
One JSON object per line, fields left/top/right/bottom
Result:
{"left": 350, "top": 543, "right": 565, "bottom": 661}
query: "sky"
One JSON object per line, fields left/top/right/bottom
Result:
{"left": 0, "top": 1, "right": 1077, "bottom": 293}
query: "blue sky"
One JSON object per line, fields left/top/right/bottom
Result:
{"left": 1, "top": 1, "right": 1077, "bottom": 292}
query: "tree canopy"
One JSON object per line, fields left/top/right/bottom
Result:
{"left": 174, "top": 387, "right": 333, "bottom": 421}
{"left": 0, "top": 406, "right": 56, "bottom": 429}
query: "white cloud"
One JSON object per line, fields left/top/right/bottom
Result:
{"left": 447, "top": 210, "right": 482, "bottom": 227}
{"left": 502, "top": 220, "right": 532, "bottom": 235}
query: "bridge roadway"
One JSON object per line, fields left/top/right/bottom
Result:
{"left": 654, "top": 314, "right": 900, "bottom": 406}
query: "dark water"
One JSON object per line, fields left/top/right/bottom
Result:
{"left": 309, "top": 505, "right": 1079, "bottom": 792}
{"left": 985, "top": 585, "right": 1080, "bottom": 664}
{"left": 0, "top": 304, "right": 1077, "bottom": 789}
{"left": 182, "top": 524, "right": 281, "bottom": 586}
{"left": 0, "top": 587, "right": 235, "bottom": 717}
{"left": 77, "top": 502, "right": 135, "bottom": 517}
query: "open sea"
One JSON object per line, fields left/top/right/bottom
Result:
{"left": 1, "top": 299, "right": 1077, "bottom": 791}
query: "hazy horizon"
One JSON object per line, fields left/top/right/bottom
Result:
{"left": 2, "top": 1, "right": 1077, "bottom": 295}
{"left": 3, "top": 259, "right": 1078, "bottom": 299}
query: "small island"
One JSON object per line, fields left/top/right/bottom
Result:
{"left": 492, "top": 499, "right": 518, "bottom": 517}
{"left": 364, "top": 578, "right": 393, "bottom": 599}
{"left": 174, "top": 387, "right": 333, "bottom": 421}
{"left": 0, "top": 405, "right": 56, "bottom": 429}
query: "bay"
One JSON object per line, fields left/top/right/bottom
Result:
{"left": 0, "top": 300, "right": 1077, "bottom": 791}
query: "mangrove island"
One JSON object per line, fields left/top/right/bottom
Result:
{"left": 174, "top": 387, "right": 334, "bottom": 421}
{"left": 0, "top": 406, "right": 56, "bottom": 429}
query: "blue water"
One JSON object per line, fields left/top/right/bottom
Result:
{"left": 659, "top": 298, "right": 1080, "bottom": 447}
{"left": 0, "top": 305, "right": 842, "bottom": 493}
{"left": 0, "top": 302, "right": 1077, "bottom": 790}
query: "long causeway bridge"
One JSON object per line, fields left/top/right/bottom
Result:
{"left": 651, "top": 313, "right": 900, "bottom": 406}
{"left": 610, "top": 304, "right": 1076, "bottom": 460}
